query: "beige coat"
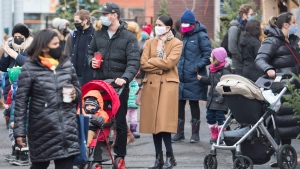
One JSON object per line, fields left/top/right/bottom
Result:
{"left": 139, "top": 37, "right": 183, "bottom": 134}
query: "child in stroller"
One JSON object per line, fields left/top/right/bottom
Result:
{"left": 78, "top": 90, "right": 109, "bottom": 147}
{"left": 203, "top": 74, "right": 298, "bottom": 169}
{"left": 80, "top": 80, "right": 125, "bottom": 169}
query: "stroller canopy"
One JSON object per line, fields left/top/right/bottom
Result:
{"left": 216, "top": 75, "right": 264, "bottom": 101}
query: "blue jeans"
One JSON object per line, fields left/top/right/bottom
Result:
{"left": 206, "top": 109, "right": 226, "bottom": 125}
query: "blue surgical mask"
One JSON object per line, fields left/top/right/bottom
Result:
{"left": 100, "top": 16, "right": 111, "bottom": 27}
{"left": 289, "top": 24, "right": 298, "bottom": 35}
{"left": 141, "top": 32, "right": 148, "bottom": 40}
{"left": 247, "top": 15, "right": 255, "bottom": 21}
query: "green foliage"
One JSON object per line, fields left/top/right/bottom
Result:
{"left": 210, "top": 0, "right": 261, "bottom": 48}
{"left": 283, "top": 73, "right": 300, "bottom": 139}
{"left": 56, "top": 0, "right": 101, "bottom": 29}
{"left": 157, "top": 0, "right": 170, "bottom": 18}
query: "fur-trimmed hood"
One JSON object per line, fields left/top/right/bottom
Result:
{"left": 93, "top": 20, "right": 141, "bottom": 40}
{"left": 52, "top": 29, "right": 69, "bottom": 41}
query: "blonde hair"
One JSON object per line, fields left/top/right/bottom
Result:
{"left": 211, "top": 54, "right": 221, "bottom": 67}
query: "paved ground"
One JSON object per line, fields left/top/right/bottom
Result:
{"left": 0, "top": 101, "right": 299, "bottom": 169}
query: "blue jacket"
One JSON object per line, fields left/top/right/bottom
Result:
{"left": 127, "top": 80, "right": 139, "bottom": 108}
{"left": 69, "top": 25, "right": 95, "bottom": 86}
{"left": 178, "top": 21, "right": 212, "bottom": 100}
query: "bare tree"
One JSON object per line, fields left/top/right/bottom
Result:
{"left": 182, "top": 0, "right": 196, "bottom": 12}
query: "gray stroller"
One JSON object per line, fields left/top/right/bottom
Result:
{"left": 203, "top": 74, "right": 298, "bottom": 169}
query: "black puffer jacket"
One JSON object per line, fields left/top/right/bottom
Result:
{"left": 255, "top": 26, "right": 300, "bottom": 74}
{"left": 200, "top": 61, "right": 231, "bottom": 111}
{"left": 240, "top": 34, "right": 263, "bottom": 82}
{"left": 87, "top": 21, "right": 140, "bottom": 83}
{"left": 14, "top": 56, "right": 81, "bottom": 163}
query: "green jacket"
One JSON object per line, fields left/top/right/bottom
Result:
{"left": 127, "top": 80, "right": 139, "bottom": 108}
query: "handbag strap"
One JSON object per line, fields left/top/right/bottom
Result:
{"left": 284, "top": 42, "right": 300, "bottom": 66}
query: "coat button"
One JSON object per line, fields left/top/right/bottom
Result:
{"left": 160, "top": 81, "right": 163, "bottom": 84}
{"left": 150, "top": 81, "right": 152, "bottom": 84}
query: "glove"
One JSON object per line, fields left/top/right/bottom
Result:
{"left": 90, "top": 115, "right": 104, "bottom": 128}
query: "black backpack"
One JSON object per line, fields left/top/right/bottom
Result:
{"left": 220, "top": 25, "right": 242, "bottom": 58}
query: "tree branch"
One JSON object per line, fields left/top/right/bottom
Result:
{"left": 191, "top": 0, "right": 196, "bottom": 12}
{"left": 182, "top": 0, "right": 188, "bottom": 10}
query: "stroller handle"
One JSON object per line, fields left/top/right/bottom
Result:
{"left": 103, "top": 79, "right": 125, "bottom": 96}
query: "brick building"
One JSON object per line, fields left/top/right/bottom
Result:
{"left": 154, "top": 0, "right": 261, "bottom": 40}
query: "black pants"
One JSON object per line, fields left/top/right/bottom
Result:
{"left": 178, "top": 100, "right": 200, "bottom": 120}
{"left": 153, "top": 132, "right": 172, "bottom": 153}
{"left": 30, "top": 156, "right": 74, "bottom": 169}
{"left": 114, "top": 86, "right": 129, "bottom": 158}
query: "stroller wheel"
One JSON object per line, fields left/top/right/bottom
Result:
{"left": 113, "top": 157, "right": 126, "bottom": 169}
{"left": 277, "top": 144, "right": 297, "bottom": 169}
{"left": 91, "top": 163, "right": 102, "bottom": 169}
{"left": 203, "top": 154, "right": 217, "bottom": 169}
{"left": 233, "top": 156, "right": 253, "bottom": 169}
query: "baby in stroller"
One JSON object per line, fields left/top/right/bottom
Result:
{"left": 78, "top": 90, "right": 109, "bottom": 147}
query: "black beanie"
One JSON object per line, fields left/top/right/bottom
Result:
{"left": 12, "top": 23, "right": 30, "bottom": 38}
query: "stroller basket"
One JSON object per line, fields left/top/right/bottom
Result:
{"left": 216, "top": 75, "right": 266, "bottom": 124}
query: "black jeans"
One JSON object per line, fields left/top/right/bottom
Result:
{"left": 30, "top": 156, "right": 75, "bottom": 169}
{"left": 178, "top": 100, "right": 200, "bottom": 120}
{"left": 114, "top": 86, "right": 129, "bottom": 158}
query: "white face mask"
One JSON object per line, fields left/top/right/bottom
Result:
{"left": 181, "top": 23, "right": 190, "bottom": 28}
{"left": 155, "top": 26, "right": 167, "bottom": 36}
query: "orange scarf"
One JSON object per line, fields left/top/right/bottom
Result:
{"left": 38, "top": 56, "right": 59, "bottom": 70}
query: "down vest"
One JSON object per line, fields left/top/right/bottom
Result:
{"left": 87, "top": 21, "right": 140, "bottom": 83}
{"left": 178, "top": 21, "right": 212, "bottom": 100}
{"left": 14, "top": 57, "right": 81, "bottom": 163}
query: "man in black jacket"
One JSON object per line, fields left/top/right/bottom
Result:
{"left": 87, "top": 2, "right": 140, "bottom": 164}
{"left": 64, "top": 9, "right": 94, "bottom": 86}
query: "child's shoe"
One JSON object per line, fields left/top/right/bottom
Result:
{"left": 130, "top": 124, "right": 140, "bottom": 138}
{"left": 209, "top": 125, "right": 218, "bottom": 144}
{"left": 11, "top": 147, "right": 30, "bottom": 166}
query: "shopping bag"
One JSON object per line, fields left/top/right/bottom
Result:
{"left": 73, "top": 101, "right": 89, "bottom": 166}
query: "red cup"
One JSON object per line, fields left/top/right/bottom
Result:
{"left": 94, "top": 52, "right": 102, "bottom": 68}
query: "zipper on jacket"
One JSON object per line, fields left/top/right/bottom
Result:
{"left": 53, "top": 69, "right": 67, "bottom": 153}
{"left": 181, "top": 36, "right": 189, "bottom": 98}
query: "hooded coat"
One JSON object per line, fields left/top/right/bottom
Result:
{"left": 178, "top": 21, "right": 212, "bottom": 100}
{"left": 14, "top": 56, "right": 81, "bottom": 163}
{"left": 255, "top": 26, "right": 300, "bottom": 74}
{"left": 87, "top": 20, "right": 140, "bottom": 84}
{"left": 255, "top": 26, "right": 300, "bottom": 139}
{"left": 228, "top": 20, "right": 244, "bottom": 70}
{"left": 139, "top": 36, "right": 183, "bottom": 134}
{"left": 240, "top": 34, "right": 263, "bottom": 82}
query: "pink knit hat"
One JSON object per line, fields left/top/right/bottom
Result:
{"left": 212, "top": 47, "right": 227, "bottom": 62}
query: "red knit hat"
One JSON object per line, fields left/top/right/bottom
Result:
{"left": 142, "top": 24, "right": 152, "bottom": 36}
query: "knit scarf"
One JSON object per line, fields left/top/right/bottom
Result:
{"left": 209, "top": 61, "right": 226, "bottom": 73}
{"left": 38, "top": 56, "right": 59, "bottom": 71}
{"left": 237, "top": 16, "right": 247, "bottom": 26}
{"left": 12, "top": 36, "right": 33, "bottom": 54}
{"left": 156, "top": 31, "right": 174, "bottom": 58}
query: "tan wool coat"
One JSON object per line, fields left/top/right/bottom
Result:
{"left": 139, "top": 37, "right": 183, "bottom": 134}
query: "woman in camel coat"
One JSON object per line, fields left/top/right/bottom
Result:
{"left": 139, "top": 14, "right": 183, "bottom": 169}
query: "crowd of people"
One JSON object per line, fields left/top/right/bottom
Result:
{"left": 0, "top": 1, "right": 299, "bottom": 169}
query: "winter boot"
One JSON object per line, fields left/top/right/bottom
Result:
{"left": 127, "top": 125, "right": 135, "bottom": 145}
{"left": 148, "top": 151, "right": 164, "bottom": 169}
{"left": 9, "top": 146, "right": 20, "bottom": 164}
{"left": 130, "top": 124, "right": 140, "bottom": 139}
{"left": 171, "top": 119, "right": 185, "bottom": 142}
{"left": 190, "top": 119, "right": 200, "bottom": 143}
{"left": 209, "top": 125, "right": 218, "bottom": 144}
{"left": 11, "top": 147, "right": 30, "bottom": 166}
{"left": 162, "top": 151, "right": 176, "bottom": 169}
{"left": 5, "top": 144, "right": 16, "bottom": 161}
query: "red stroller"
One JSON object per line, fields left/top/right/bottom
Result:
{"left": 81, "top": 80, "right": 125, "bottom": 169}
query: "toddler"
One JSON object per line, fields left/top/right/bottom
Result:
{"left": 126, "top": 79, "right": 140, "bottom": 138}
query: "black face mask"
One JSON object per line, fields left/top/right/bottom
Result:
{"left": 74, "top": 23, "right": 84, "bottom": 31}
{"left": 48, "top": 46, "right": 63, "bottom": 60}
{"left": 14, "top": 37, "right": 24, "bottom": 45}
{"left": 62, "top": 28, "right": 70, "bottom": 36}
